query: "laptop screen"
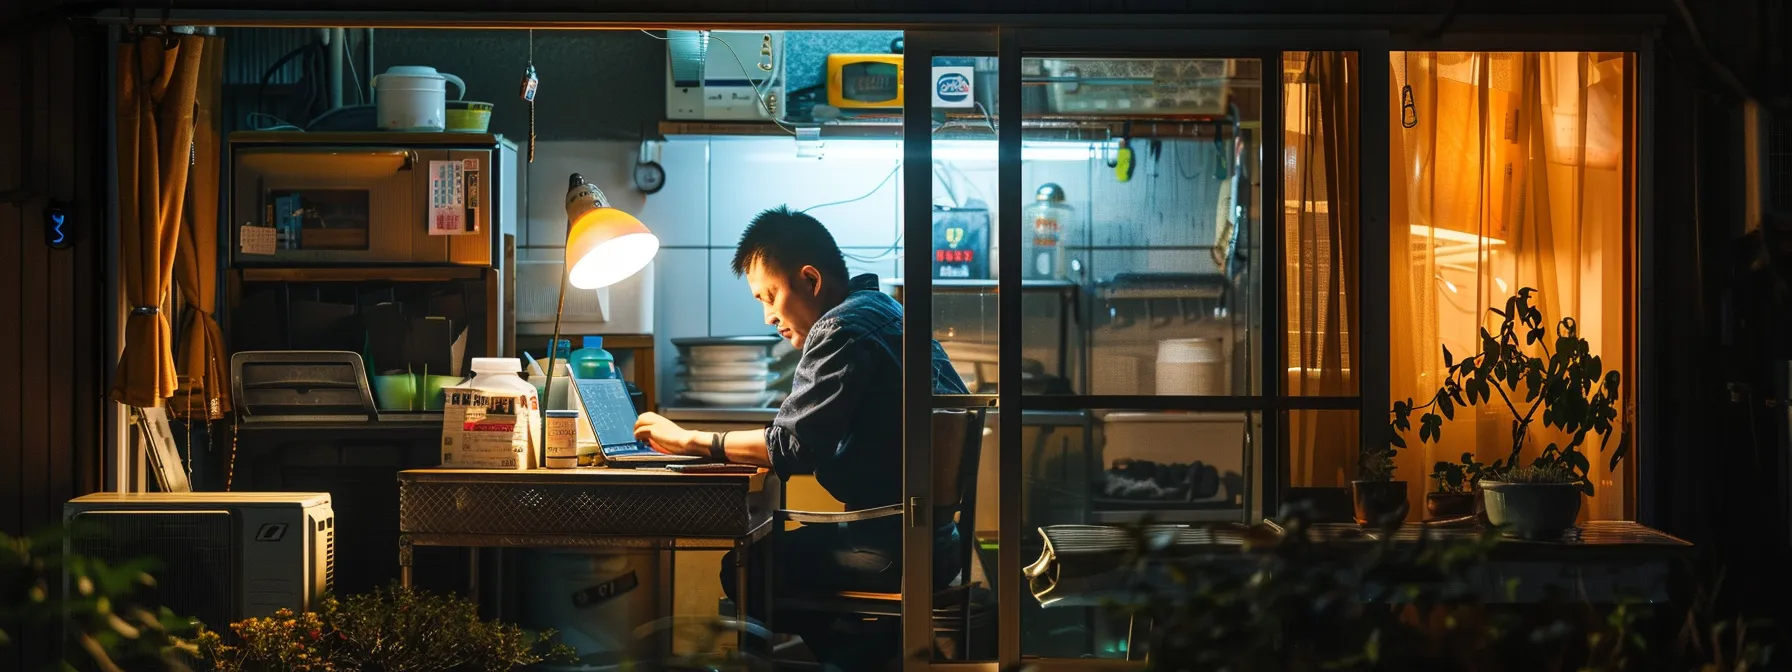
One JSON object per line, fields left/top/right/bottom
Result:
{"left": 575, "top": 378, "right": 642, "bottom": 450}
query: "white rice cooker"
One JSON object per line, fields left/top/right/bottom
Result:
{"left": 372, "top": 65, "right": 465, "bottom": 131}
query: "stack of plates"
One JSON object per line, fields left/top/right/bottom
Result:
{"left": 674, "top": 336, "right": 784, "bottom": 407}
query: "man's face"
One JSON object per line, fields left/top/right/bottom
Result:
{"left": 745, "top": 259, "right": 828, "bottom": 349}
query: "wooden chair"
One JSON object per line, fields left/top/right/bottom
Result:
{"left": 770, "top": 406, "right": 994, "bottom": 664}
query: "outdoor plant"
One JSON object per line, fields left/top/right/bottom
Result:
{"left": 1, "top": 525, "right": 198, "bottom": 671}
{"left": 1390, "top": 288, "right": 1629, "bottom": 495}
{"left": 195, "top": 584, "right": 574, "bottom": 672}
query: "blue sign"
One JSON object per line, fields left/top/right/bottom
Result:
{"left": 45, "top": 202, "right": 70, "bottom": 249}
{"left": 936, "top": 72, "right": 972, "bottom": 104}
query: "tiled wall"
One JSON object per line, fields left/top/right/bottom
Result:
{"left": 519, "top": 135, "right": 1226, "bottom": 406}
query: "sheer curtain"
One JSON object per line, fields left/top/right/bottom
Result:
{"left": 1284, "top": 52, "right": 1361, "bottom": 488}
{"left": 1390, "top": 52, "right": 1632, "bottom": 520}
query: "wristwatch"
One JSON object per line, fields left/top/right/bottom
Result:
{"left": 709, "top": 431, "right": 729, "bottom": 463}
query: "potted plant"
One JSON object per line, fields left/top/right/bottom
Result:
{"left": 1427, "top": 452, "right": 1486, "bottom": 518}
{"left": 1391, "top": 288, "right": 1629, "bottom": 539}
{"left": 1351, "top": 439, "right": 1408, "bottom": 527}
{"left": 1480, "top": 464, "right": 1585, "bottom": 539}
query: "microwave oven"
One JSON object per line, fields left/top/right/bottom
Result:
{"left": 228, "top": 132, "right": 517, "bottom": 267}
{"left": 827, "top": 54, "right": 903, "bottom": 109}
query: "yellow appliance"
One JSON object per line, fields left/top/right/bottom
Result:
{"left": 827, "top": 54, "right": 904, "bottom": 109}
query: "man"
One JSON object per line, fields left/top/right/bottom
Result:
{"left": 634, "top": 205, "right": 967, "bottom": 669}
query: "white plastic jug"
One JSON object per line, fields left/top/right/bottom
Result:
{"left": 373, "top": 65, "right": 465, "bottom": 132}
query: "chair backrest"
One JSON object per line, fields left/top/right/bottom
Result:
{"left": 932, "top": 407, "right": 988, "bottom": 585}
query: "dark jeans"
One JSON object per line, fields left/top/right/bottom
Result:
{"left": 720, "top": 521, "right": 960, "bottom": 670}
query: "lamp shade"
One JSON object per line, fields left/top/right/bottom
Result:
{"left": 563, "top": 173, "right": 659, "bottom": 289}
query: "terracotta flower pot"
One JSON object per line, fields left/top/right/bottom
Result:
{"left": 1425, "top": 492, "right": 1477, "bottom": 519}
{"left": 1350, "top": 480, "right": 1409, "bottom": 527}
{"left": 1480, "top": 480, "right": 1581, "bottom": 540}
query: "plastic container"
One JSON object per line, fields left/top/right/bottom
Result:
{"left": 1155, "top": 338, "right": 1226, "bottom": 396}
{"left": 570, "top": 336, "right": 619, "bottom": 381}
{"left": 468, "top": 357, "right": 539, "bottom": 401}
{"left": 445, "top": 101, "right": 494, "bottom": 132}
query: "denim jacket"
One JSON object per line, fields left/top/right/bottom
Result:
{"left": 763, "top": 274, "right": 968, "bottom": 532}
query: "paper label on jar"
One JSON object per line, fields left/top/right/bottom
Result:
{"left": 545, "top": 416, "right": 578, "bottom": 460}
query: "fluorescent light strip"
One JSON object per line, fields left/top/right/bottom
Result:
{"left": 805, "top": 140, "right": 1093, "bottom": 162}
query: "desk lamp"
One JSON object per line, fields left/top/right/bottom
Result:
{"left": 545, "top": 173, "right": 660, "bottom": 404}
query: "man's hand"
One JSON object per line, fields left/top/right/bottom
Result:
{"left": 634, "top": 412, "right": 705, "bottom": 457}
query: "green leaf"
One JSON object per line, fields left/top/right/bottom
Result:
{"left": 1443, "top": 345, "right": 1454, "bottom": 369}
{"left": 1610, "top": 433, "right": 1631, "bottom": 471}
{"left": 1564, "top": 449, "right": 1590, "bottom": 475}
{"left": 1439, "top": 395, "right": 1455, "bottom": 420}
{"left": 1390, "top": 429, "right": 1407, "bottom": 449}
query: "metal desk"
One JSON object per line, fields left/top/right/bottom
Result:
{"left": 396, "top": 467, "right": 780, "bottom": 655}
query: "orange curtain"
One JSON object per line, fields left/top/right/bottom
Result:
{"left": 113, "top": 33, "right": 207, "bottom": 408}
{"left": 1389, "top": 52, "right": 1633, "bottom": 520}
{"left": 171, "top": 36, "right": 229, "bottom": 419}
{"left": 1284, "top": 52, "right": 1362, "bottom": 487}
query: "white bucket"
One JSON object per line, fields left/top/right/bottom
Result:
{"left": 1155, "top": 337, "right": 1226, "bottom": 396}
{"left": 522, "top": 550, "right": 661, "bottom": 669}
{"left": 373, "top": 65, "right": 465, "bottom": 132}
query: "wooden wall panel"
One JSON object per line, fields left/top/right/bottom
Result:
{"left": 0, "top": 17, "right": 109, "bottom": 671}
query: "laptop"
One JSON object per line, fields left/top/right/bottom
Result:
{"left": 575, "top": 377, "right": 701, "bottom": 465}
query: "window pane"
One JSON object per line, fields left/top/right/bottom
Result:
{"left": 1389, "top": 52, "right": 1635, "bottom": 520}
{"left": 1017, "top": 410, "right": 1258, "bottom": 659}
{"left": 1283, "top": 52, "right": 1361, "bottom": 396}
{"left": 1013, "top": 57, "right": 1264, "bottom": 396}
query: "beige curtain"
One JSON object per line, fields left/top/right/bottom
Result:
{"left": 115, "top": 33, "right": 209, "bottom": 408}
{"left": 171, "top": 36, "right": 230, "bottom": 419}
{"left": 1390, "top": 52, "right": 1632, "bottom": 520}
{"left": 1284, "top": 52, "right": 1362, "bottom": 487}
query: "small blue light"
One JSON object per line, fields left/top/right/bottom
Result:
{"left": 50, "top": 213, "right": 66, "bottom": 245}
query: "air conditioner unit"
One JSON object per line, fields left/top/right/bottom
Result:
{"left": 514, "top": 258, "right": 655, "bottom": 335}
{"left": 64, "top": 492, "right": 334, "bottom": 631}
{"left": 666, "top": 30, "right": 785, "bottom": 121}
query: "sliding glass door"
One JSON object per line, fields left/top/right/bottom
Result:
{"left": 902, "top": 28, "right": 1385, "bottom": 670}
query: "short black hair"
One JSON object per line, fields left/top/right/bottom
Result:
{"left": 731, "top": 206, "right": 850, "bottom": 284}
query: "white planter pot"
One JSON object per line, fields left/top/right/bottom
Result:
{"left": 1480, "top": 480, "right": 1582, "bottom": 540}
